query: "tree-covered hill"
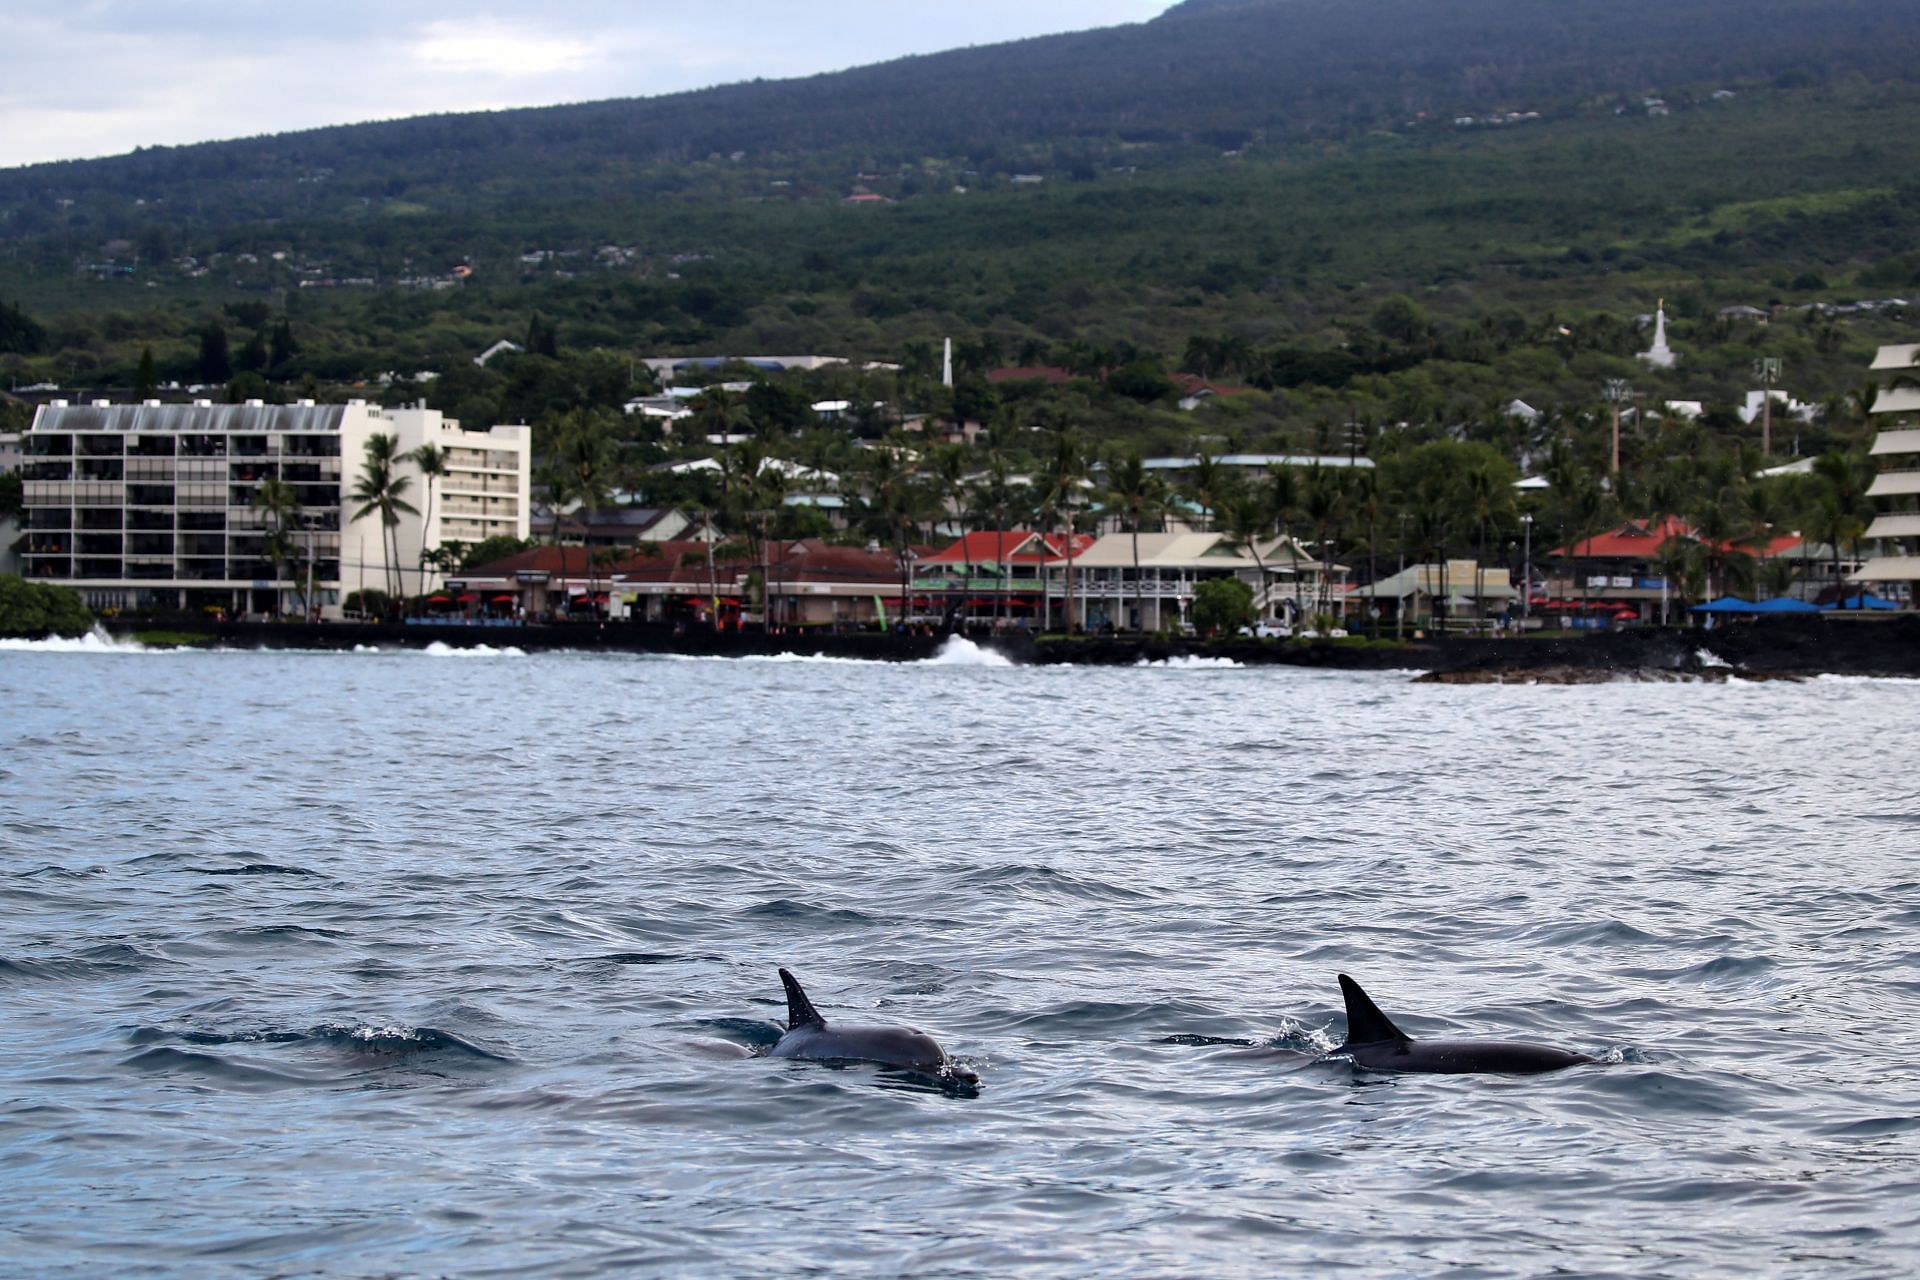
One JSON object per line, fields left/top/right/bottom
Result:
{"left": 2, "top": 0, "right": 1914, "bottom": 230}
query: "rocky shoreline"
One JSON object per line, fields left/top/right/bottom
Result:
{"left": 149, "top": 614, "right": 1920, "bottom": 680}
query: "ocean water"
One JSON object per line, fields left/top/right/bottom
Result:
{"left": 2, "top": 637, "right": 1917, "bottom": 1278}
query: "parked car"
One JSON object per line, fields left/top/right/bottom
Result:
{"left": 1239, "top": 621, "right": 1292, "bottom": 639}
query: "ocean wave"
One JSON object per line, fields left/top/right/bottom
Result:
{"left": 920, "top": 636, "right": 1014, "bottom": 668}
{"left": 1134, "top": 655, "right": 1243, "bottom": 669}
{"left": 0, "top": 626, "right": 149, "bottom": 653}
{"left": 421, "top": 641, "right": 528, "bottom": 658}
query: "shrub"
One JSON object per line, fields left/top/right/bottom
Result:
{"left": 0, "top": 574, "right": 94, "bottom": 638}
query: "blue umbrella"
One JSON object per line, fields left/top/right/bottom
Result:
{"left": 1824, "top": 593, "right": 1899, "bottom": 611}
{"left": 1691, "top": 597, "right": 1757, "bottom": 613}
{"left": 1748, "top": 597, "right": 1821, "bottom": 614}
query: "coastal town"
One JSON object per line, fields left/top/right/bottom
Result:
{"left": 3, "top": 330, "right": 1914, "bottom": 644}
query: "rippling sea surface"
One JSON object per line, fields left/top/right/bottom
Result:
{"left": 3, "top": 637, "right": 1918, "bottom": 1278}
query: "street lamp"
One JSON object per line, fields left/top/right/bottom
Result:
{"left": 1520, "top": 513, "right": 1534, "bottom": 624}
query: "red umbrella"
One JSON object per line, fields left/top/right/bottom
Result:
{"left": 490, "top": 594, "right": 515, "bottom": 604}
{"left": 457, "top": 592, "right": 479, "bottom": 603}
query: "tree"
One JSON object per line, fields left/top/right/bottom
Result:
{"left": 1038, "top": 433, "right": 1088, "bottom": 630}
{"left": 0, "top": 574, "right": 93, "bottom": 638}
{"left": 350, "top": 432, "right": 417, "bottom": 603}
{"left": 236, "top": 328, "right": 269, "bottom": 375}
{"left": 1107, "top": 449, "right": 1169, "bottom": 631}
{"left": 549, "top": 409, "right": 618, "bottom": 609}
{"left": 135, "top": 347, "right": 157, "bottom": 399}
{"left": 1219, "top": 493, "right": 1274, "bottom": 626}
{"left": 1192, "top": 577, "right": 1254, "bottom": 635}
{"left": 458, "top": 533, "right": 534, "bottom": 571}
{"left": 1463, "top": 462, "right": 1513, "bottom": 625}
{"left": 197, "top": 321, "right": 232, "bottom": 383}
{"left": 408, "top": 442, "right": 450, "bottom": 597}
{"left": 268, "top": 320, "right": 300, "bottom": 372}
{"left": 251, "top": 475, "right": 304, "bottom": 615}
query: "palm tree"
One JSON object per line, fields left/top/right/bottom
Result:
{"left": 930, "top": 444, "right": 974, "bottom": 623}
{"left": 1187, "top": 450, "right": 1227, "bottom": 532}
{"left": 407, "top": 442, "right": 449, "bottom": 598}
{"left": 1302, "top": 465, "right": 1346, "bottom": 624}
{"left": 1038, "top": 434, "right": 1087, "bottom": 630}
{"left": 1464, "top": 463, "right": 1512, "bottom": 629}
{"left": 1220, "top": 493, "right": 1274, "bottom": 627}
{"left": 350, "top": 432, "right": 416, "bottom": 605}
{"left": 1107, "top": 449, "right": 1168, "bottom": 632}
{"left": 251, "top": 475, "right": 302, "bottom": 616}
{"left": 555, "top": 411, "right": 617, "bottom": 612}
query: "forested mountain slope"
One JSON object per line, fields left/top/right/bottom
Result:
{"left": 2, "top": 0, "right": 1913, "bottom": 229}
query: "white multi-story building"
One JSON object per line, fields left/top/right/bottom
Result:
{"left": 19, "top": 399, "right": 530, "bottom": 618}
{"left": 1854, "top": 343, "right": 1920, "bottom": 591}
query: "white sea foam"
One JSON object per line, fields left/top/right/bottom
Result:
{"left": 420, "top": 641, "right": 528, "bottom": 658}
{"left": 921, "top": 636, "right": 1014, "bottom": 668}
{"left": 0, "top": 626, "right": 150, "bottom": 653}
{"left": 1697, "top": 648, "right": 1732, "bottom": 669}
{"left": 1135, "top": 655, "right": 1243, "bottom": 669}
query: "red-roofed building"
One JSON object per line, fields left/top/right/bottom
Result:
{"left": 1547, "top": 517, "right": 1807, "bottom": 623}
{"left": 912, "top": 530, "right": 1096, "bottom": 624}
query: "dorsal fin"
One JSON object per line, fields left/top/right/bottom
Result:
{"left": 1338, "top": 974, "right": 1410, "bottom": 1046}
{"left": 779, "top": 968, "right": 827, "bottom": 1031}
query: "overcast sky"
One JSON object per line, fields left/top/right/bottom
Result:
{"left": 0, "top": 2, "right": 1174, "bottom": 169}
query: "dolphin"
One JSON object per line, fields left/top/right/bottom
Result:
{"left": 1330, "top": 973, "right": 1594, "bottom": 1074}
{"left": 767, "top": 968, "right": 979, "bottom": 1085}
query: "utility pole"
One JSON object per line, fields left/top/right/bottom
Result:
{"left": 1755, "top": 357, "right": 1783, "bottom": 458}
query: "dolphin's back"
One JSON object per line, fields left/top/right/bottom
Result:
{"left": 768, "top": 969, "right": 973, "bottom": 1081}
{"left": 1351, "top": 1037, "right": 1594, "bottom": 1074}
{"left": 1333, "top": 973, "right": 1593, "bottom": 1075}
{"left": 769, "top": 1022, "right": 948, "bottom": 1072}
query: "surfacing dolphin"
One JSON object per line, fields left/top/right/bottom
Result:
{"left": 768, "top": 968, "right": 979, "bottom": 1086}
{"left": 1331, "top": 974, "right": 1595, "bottom": 1074}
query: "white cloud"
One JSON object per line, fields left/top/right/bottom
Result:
{"left": 411, "top": 19, "right": 601, "bottom": 78}
{"left": 0, "top": 2, "right": 1173, "bottom": 168}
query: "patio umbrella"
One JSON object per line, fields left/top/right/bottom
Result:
{"left": 1749, "top": 597, "right": 1820, "bottom": 614}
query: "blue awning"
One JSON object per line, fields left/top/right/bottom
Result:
{"left": 1825, "top": 594, "right": 1899, "bottom": 611}
{"left": 1748, "top": 597, "right": 1821, "bottom": 614}
{"left": 1691, "top": 597, "right": 1757, "bottom": 613}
